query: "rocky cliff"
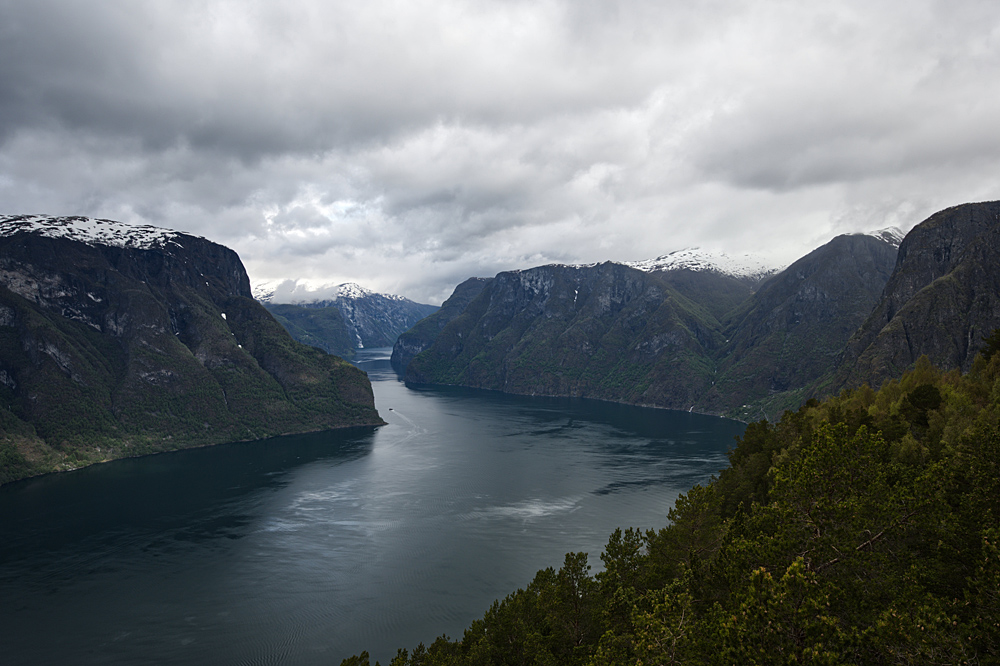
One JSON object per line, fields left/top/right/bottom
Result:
{"left": 836, "top": 201, "right": 1000, "bottom": 390}
{"left": 0, "top": 215, "right": 382, "bottom": 484}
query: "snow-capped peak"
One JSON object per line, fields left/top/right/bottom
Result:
{"left": 624, "top": 248, "right": 778, "bottom": 282}
{"left": 335, "top": 282, "right": 373, "bottom": 300}
{"left": 0, "top": 214, "right": 192, "bottom": 249}
{"left": 859, "top": 226, "right": 905, "bottom": 248}
{"left": 252, "top": 278, "right": 405, "bottom": 304}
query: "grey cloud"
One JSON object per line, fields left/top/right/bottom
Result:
{"left": 3, "top": 0, "right": 1000, "bottom": 305}
{"left": 0, "top": 0, "right": 678, "bottom": 160}
{"left": 684, "top": 1, "right": 1000, "bottom": 191}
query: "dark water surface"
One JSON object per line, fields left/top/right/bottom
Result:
{"left": 0, "top": 349, "right": 745, "bottom": 665}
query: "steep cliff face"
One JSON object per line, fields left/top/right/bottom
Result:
{"left": 703, "top": 233, "right": 899, "bottom": 419}
{"left": 390, "top": 277, "right": 492, "bottom": 372}
{"left": 0, "top": 215, "right": 382, "bottom": 484}
{"left": 405, "top": 263, "right": 725, "bottom": 410}
{"left": 836, "top": 201, "right": 1000, "bottom": 389}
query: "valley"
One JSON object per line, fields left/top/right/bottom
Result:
{"left": 2, "top": 204, "right": 999, "bottom": 664}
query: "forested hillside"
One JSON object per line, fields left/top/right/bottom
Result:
{"left": 343, "top": 341, "right": 1000, "bottom": 665}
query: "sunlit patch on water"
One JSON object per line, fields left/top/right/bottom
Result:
{"left": 462, "top": 497, "right": 582, "bottom": 522}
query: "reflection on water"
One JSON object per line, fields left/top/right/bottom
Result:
{"left": 0, "top": 348, "right": 744, "bottom": 665}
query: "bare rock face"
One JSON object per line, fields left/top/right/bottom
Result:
{"left": 836, "top": 201, "right": 1000, "bottom": 390}
{"left": 0, "top": 215, "right": 382, "bottom": 484}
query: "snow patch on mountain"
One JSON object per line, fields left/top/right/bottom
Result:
{"left": 859, "top": 226, "right": 905, "bottom": 248}
{"left": 0, "top": 214, "right": 192, "bottom": 249}
{"left": 624, "top": 248, "right": 779, "bottom": 282}
{"left": 336, "top": 282, "right": 377, "bottom": 301}
{"left": 251, "top": 281, "right": 278, "bottom": 302}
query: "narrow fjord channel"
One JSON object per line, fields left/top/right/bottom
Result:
{"left": 0, "top": 349, "right": 744, "bottom": 665}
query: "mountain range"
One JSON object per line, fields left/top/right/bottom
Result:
{"left": 394, "top": 205, "right": 1000, "bottom": 419}
{"left": 255, "top": 281, "right": 438, "bottom": 358}
{"left": 0, "top": 215, "right": 382, "bottom": 484}
{"left": 4, "top": 201, "right": 997, "bottom": 482}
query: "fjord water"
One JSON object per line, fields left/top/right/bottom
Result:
{"left": 0, "top": 349, "right": 744, "bottom": 665}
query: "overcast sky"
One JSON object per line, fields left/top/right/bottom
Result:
{"left": 2, "top": 0, "right": 999, "bottom": 304}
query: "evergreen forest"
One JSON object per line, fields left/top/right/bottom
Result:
{"left": 342, "top": 336, "right": 1000, "bottom": 665}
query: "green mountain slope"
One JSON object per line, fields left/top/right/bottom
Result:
{"left": 656, "top": 268, "right": 756, "bottom": 321}
{"left": 390, "top": 277, "right": 492, "bottom": 371}
{"left": 406, "top": 263, "right": 726, "bottom": 410}
{"left": 706, "top": 233, "right": 898, "bottom": 420}
{"left": 263, "top": 303, "right": 356, "bottom": 357}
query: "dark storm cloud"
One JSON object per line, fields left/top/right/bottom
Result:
{"left": 2, "top": 0, "right": 1000, "bottom": 304}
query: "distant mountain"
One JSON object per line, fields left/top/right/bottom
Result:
{"left": 391, "top": 277, "right": 492, "bottom": 372}
{"left": 835, "top": 201, "right": 1000, "bottom": 390}
{"left": 255, "top": 281, "right": 438, "bottom": 357}
{"left": 399, "top": 228, "right": 907, "bottom": 418}
{"left": 620, "top": 248, "right": 782, "bottom": 323}
{"left": 625, "top": 247, "right": 779, "bottom": 286}
{"left": 0, "top": 215, "right": 382, "bottom": 484}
